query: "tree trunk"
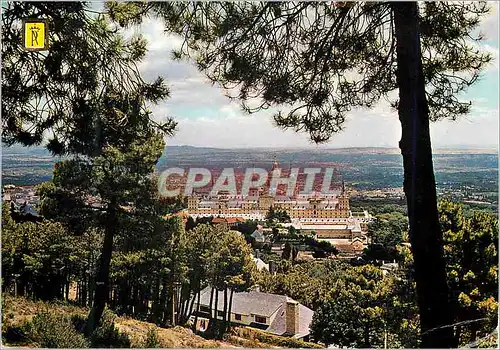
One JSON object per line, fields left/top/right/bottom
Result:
{"left": 209, "top": 286, "right": 215, "bottom": 319}
{"left": 156, "top": 278, "right": 168, "bottom": 324}
{"left": 392, "top": 2, "right": 456, "bottom": 348}
{"left": 193, "top": 288, "right": 201, "bottom": 332}
{"left": 227, "top": 289, "right": 234, "bottom": 331}
{"left": 178, "top": 286, "right": 187, "bottom": 324}
{"left": 163, "top": 295, "right": 172, "bottom": 326}
{"left": 214, "top": 287, "right": 219, "bottom": 321}
{"left": 81, "top": 278, "right": 88, "bottom": 306}
{"left": 85, "top": 205, "right": 117, "bottom": 335}
{"left": 364, "top": 324, "right": 370, "bottom": 348}
{"left": 171, "top": 285, "right": 176, "bottom": 326}
{"left": 133, "top": 284, "right": 139, "bottom": 317}
{"left": 151, "top": 277, "right": 161, "bottom": 322}
{"left": 222, "top": 288, "right": 228, "bottom": 337}
{"left": 65, "top": 280, "right": 70, "bottom": 301}
{"left": 185, "top": 288, "right": 197, "bottom": 324}
{"left": 76, "top": 281, "right": 80, "bottom": 304}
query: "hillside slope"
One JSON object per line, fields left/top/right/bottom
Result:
{"left": 1, "top": 296, "right": 229, "bottom": 348}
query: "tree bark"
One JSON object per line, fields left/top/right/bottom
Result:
{"left": 186, "top": 289, "right": 197, "bottom": 324}
{"left": 81, "top": 277, "right": 88, "bottom": 306}
{"left": 226, "top": 289, "right": 234, "bottom": 332}
{"left": 222, "top": 287, "right": 228, "bottom": 337}
{"left": 171, "top": 285, "right": 176, "bottom": 326}
{"left": 209, "top": 286, "right": 215, "bottom": 319}
{"left": 157, "top": 278, "right": 168, "bottom": 324}
{"left": 214, "top": 287, "right": 219, "bottom": 321}
{"left": 151, "top": 277, "right": 161, "bottom": 322}
{"left": 85, "top": 205, "right": 117, "bottom": 335}
{"left": 193, "top": 288, "right": 201, "bottom": 332}
{"left": 65, "top": 279, "right": 69, "bottom": 301}
{"left": 392, "top": 2, "right": 456, "bottom": 348}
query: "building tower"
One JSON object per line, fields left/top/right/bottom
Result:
{"left": 338, "top": 179, "right": 350, "bottom": 217}
{"left": 272, "top": 156, "right": 279, "bottom": 170}
{"left": 264, "top": 156, "right": 279, "bottom": 196}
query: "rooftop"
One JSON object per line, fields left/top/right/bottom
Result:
{"left": 198, "top": 287, "right": 313, "bottom": 338}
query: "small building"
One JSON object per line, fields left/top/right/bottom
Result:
{"left": 251, "top": 225, "right": 271, "bottom": 248}
{"left": 192, "top": 287, "right": 314, "bottom": 340}
{"left": 296, "top": 251, "right": 315, "bottom": 262}
{"left": 381, "top": 262, "right": 399, "bottom": 276}
{"left": 251, "top": 250, "right": 269, "bottom": 271}
{"left": 3, "top": 193, "right": 11, "bottom": 202}
{"left": 253, "top": 257, "right": 269, "bottom": 271}
{"left": 212, "top": 216, "right": 246, "bottom": 227}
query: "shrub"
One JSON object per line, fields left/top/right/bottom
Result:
{"left": 3, "top": 325, "right": 29, "bottom": 345}
{"left": 143, "top": 327, "right": 162, "bottom": 348}
{"left": 89, "top": 309, "right": 131, "bottom": 348}
{"left": 71, "top": 314, "right": 87, "bottom": 333}
{"left": 233, "top": 327, "right": 323, "bottom": 349}
{"left": 23, "top": 311, "right": 88, "bottom": 348}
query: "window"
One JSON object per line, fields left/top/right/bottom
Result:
{"left": 235, "top": 314, "right": 242, "bottom": 321}
{"left": 255, "top": 315, "right": 266, "bottom": 324}
{"left": 217, "top": 311, "right": 224, "bottom": 317}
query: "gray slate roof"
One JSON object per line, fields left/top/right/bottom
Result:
{"left": 251, "top": 230, "right": 264, "bottom": 239}
{"left": 267, "top": 303, "right": 314, "bottom": 338}
{"left": 198, "top": 287, "right": 314, "bottom": 338}
{"left": 199, "top": 287, "right": 285, "bottom": 317}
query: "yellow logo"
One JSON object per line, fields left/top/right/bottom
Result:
{"left": 23, "top": 19, "right": 48, "bottom": 51}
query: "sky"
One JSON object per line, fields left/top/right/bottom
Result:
{"left": 129, "top": 2, "right": 499, "bottom": 150}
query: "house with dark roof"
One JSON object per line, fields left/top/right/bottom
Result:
{"left": 191, "top": 287, "right": 314, "bottom": 340}
{"left": 251, "top": 225, "right": 266, "bottom": 243}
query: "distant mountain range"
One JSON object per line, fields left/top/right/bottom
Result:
{"left": 165, "top": 145, "right": 498, "bottom": 154}
{"left": 2, "top": 145, "right": 497, "bottom": 192}
{"left": 2, "top": 144, "right": 498, "bottom": 157}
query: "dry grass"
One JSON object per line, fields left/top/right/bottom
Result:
{"left": 1, "top": 295, "right": 235, "bottom": 348}
{"left": 2, "top": 295, "right": 316, "bottom": 348}
{"left": 114, "top": 317, "right": 227, "bottom": 348}
{"left": 232, "top": 327, "right": 323, "bottom": 349}
{"left": 2, "top": 294, "right": 88, "bottom": 327}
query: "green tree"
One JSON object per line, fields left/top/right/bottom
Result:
{"left": 384, "top": 201, "right": 499, "bottom": 347}
{"left": 266, "top": 207, "right": 292, "bottom": 223}
{"left": 107, "top": 2, "right": 493, "bottom": 346}
{"left": 3, "top": 2, "right": 175, "bottom": 334}
{"left": 364, "top": 211, "right": 409, "bottom": 262}
{"left": 438, "top": 201, "right": 498, "bottom": 345}
{"left": 206, "top": 227, "right": 256, "bottom": 338}
{"left": 2, "top": 2, "right": 175, "bottom": 150}
{"left": 259, "top": 260, "right": 348, "bottom": 311}
{"left": 1, "top": 203, "right": 95, "bottom": 302}
{"left": 185, "top": 224, "right": 219, "bottom": 329}
{"left": 310, "top": 265, "right": 390, "bottom": 348}
{"left": 282, "top": 242, "right": 292, "bottom": 261}
{"left": 265, "top": 206, "right": 276, "bottom": 222}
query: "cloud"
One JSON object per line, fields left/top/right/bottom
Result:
{"left": 132, "top": 10, "right": 498, "bottom": 150}
{"left": 165, "top": 96, "right": 499, "bottom": 149}
{"left": 481, "top": 1, "right": 499, "bottom": 41}
{"left": 482, "top": 43, "right": 499, "bottom": 71}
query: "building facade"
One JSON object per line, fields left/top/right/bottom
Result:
{"left": 186, "top": 188, "right": 353, "bottom": 220}
{"left": 182, "top": 162, "right": 372, "bottom": 252}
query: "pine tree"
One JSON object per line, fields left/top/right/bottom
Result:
{"left": 106, "top": 2, "right": 493, "bottom": 346}
{"left": 2, "top": 2, "right": 175, "bottom": 333}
